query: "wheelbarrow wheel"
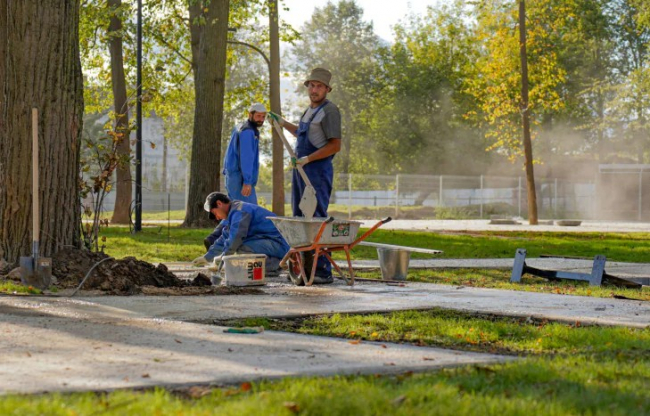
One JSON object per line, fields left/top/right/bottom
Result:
{"left": 287, "top": 253, "right": 305, "bottom": 286}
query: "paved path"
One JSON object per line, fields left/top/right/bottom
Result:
{"left": 0, "top": 295, "right": 509, "bottom": 395}
{"left": 358, "top": 219, "right": 650, "bottom": 233}
{"left": 2, "top": 272, "right": 648, "bottom": 394}
{"left": 82, "top": 280, "right": 650, "bottom": 328}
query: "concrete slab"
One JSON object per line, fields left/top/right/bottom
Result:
{"left": 71, "top": 280, "right": 650, "bottom": 328}
{"left": 0, "top": 296, "right": 509, "bottom": 395}
{"left": 348, "top": 258, "right": 650, "bottom": 279}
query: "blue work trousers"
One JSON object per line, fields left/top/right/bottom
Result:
{"left": 225, "top": 171, "right": 258, "bottom": 204}
{"left": 291, "top": 159, "right": 333, "bottom": 276}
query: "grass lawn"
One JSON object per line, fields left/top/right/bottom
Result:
{"left": 99, "top": 225, "right": 650, "bottom": 263}
{"left": 3, "top": 309, "right": 649, "bottom": 415}
{"left": 4, "top": 227, "right": 649, "bottom": 414}
{"left": 94, "top": 226, "right": 650, "bottom": 299}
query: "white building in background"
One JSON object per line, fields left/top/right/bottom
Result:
{"left": 139, "top": 116, "right": 187, "bottom": 193}
{"left": 97, "top": 115, "right": 188, "bottom": 213}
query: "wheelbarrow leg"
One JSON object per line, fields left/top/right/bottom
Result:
{"left": 305, "top": 248, "right": 320, "bottom": 286}
{"left": 344, "top": 247, "right": 355, "bottom": 286}
{"left": 323, "top": 249, "right": 354, "bottom": 286}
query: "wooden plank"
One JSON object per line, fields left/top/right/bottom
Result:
{"left": 358, "top": 241, "right": 442, "bottom": 255}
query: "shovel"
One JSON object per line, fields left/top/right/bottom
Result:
{"left": 20, "top": 108, "right": 52, "bottom": 290}
{"left": 270, "top": 118, "right": 318, "bottom": 219}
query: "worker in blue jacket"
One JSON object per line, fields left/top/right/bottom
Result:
{"left": 192, "top": 192, "right": 289, "bottom": 273}
{"left": 222, "top": 103, "right": 267, "bottom": 204}
{"left": 270, "top": 68, "right": 341, "bottom": 284}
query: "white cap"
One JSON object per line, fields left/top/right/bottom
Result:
{"left": 248, "top": 103, "right": 267, "bottom": 113}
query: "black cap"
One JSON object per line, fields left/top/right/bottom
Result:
{"left": 204, "top": 192, "right": 230, "bottom": 220}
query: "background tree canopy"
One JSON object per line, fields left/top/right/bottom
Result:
{"left": 80, "top": 0, "right": 650, "bottom": 179}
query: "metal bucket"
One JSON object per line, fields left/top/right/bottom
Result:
{"left": 377, "top": 248, "right": 410, "bottom": 281}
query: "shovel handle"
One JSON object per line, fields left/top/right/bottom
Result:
{"left": 32, "top": 108, "right": 40, "bottom": 256}
{"left": 270, "top": 119, "right": 314, "bottom": 188}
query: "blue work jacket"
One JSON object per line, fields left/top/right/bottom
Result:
{"left": 222, "top": 120, "right": 260, "bottom": 186}
{"left": 206, "top": 200, "right": 289, "bottom": 259}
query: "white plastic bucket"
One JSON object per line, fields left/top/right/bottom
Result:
{"left": 223, "top": 254, "right": 266, "bottom": 286}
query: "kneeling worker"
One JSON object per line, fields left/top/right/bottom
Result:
{"left": 192, "top": 192, "right": 289, "bottom": 273}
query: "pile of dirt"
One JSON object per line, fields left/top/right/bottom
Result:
{"left": 52, "top": 248, "right": 197, "bottom": 295}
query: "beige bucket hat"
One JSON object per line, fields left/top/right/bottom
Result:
{"left": 304, "top": 67, "right": 332, "bottom": 90}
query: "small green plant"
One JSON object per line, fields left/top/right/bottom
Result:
{"left": 79, "top": 112, "right": 132, "bottom": 252}
{"left": 0, "top": 281, "right": 41, "bottom": 295}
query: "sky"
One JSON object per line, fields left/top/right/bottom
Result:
{"left": 280, "top": 0, "right": 443, "bottom": 43}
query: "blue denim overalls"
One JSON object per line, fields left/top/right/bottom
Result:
{"left": 291, "top": 100, "right": 333, "bottom": 276}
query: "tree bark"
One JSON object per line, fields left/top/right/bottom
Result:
{"left": 183, "top": 0, "right": 230, "bottom": 227}
{"left": 0, "top": 0, "right": 84, "bottom": 263}
{"left": 188, "top": 1, "right": 202, "bottom": 78}
{"left": 107, "top": 0, "right": 132, "bottom": 224}
{"left": 518, "top": 0, "right": 538, "bottom": 225}
{"left": 269, "top": 0, "right": 284, "bottom": 215}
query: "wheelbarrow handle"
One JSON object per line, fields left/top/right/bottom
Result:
{"left": 349, "top": 218, "right": 390, "bottom": 249}
{"left": 311, "top": 217, "right": 336, "bottom": 246}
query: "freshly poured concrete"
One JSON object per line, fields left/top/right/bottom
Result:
{"left": 81, "top": 280, "right": 650, "bottom": 328}
{"left": 0, "top": 296, "right": 509, "bottom": 394}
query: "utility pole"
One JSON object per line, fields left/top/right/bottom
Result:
{"left": 134, "top": 0, "right": 143, "bottom": 231}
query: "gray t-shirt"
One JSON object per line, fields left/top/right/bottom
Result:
{"left": 299, "top": 101, "right": 342, "bottom": 149}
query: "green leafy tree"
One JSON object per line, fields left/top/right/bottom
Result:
{"left": 365, "top": 1, "right": 484, "bottom": 175}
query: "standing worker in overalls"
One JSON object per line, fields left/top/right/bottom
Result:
{"left": 271, "top": 68, "right": 342, "bottom": 283}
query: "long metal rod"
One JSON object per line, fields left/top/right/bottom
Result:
{"left": 134, "top": 0, "right": 143, "bottom": 232}
{"left": 270, "top": 119, "right": 313, "bottom": 187}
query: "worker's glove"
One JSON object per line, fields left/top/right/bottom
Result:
{"left": 291, "top": 156, "right": 309, "bottom": 168}
{"left": 207, "top": 255, "right": 223, "bottom": 272}
{"left": 268, "top": 112, "right": 285, "bottom": 126}
{"left": 192, "top": 255, "right": 209, "bottom": 266}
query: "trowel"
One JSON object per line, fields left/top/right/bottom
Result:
{"left": 19, "top": 108, "right": 52, "bottom": 290}
{"left": 270, "top": 118, "right": 318, "bottom": 219}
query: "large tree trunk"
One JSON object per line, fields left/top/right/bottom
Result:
{"left": 188, "top": 1, "right": 202, "bottom": 78}
{"left": 108, "top": 0, "right": 132, "bottom": 224}
{"left": 0, "top": 0, "right": 84, "bottom": 264}
{"left": 183, "top": 0, "right": 230, "bottom": 227}
{"left": 518, "top": 0, "right": 538, "bottom": 225}
{"left": 269, "top": 0, "right": 284, "bottom": 215}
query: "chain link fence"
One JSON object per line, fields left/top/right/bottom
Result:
{"left": 100, "top": 172, "right": 595, "bottom": 221}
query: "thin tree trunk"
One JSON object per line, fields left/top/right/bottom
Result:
{"left": 0, "top": 0, "right": 83, "bottom": 264}
{"left": 518, "top": 0, "right": 538, "bottom": 225}
{"left": 108, "top": 0, "right": 132, "bottom": 224}
{"left": 162, "top": 135, "right": 168, "bottom": 193}
{"left": 269, "top": 0, "right": 284, "bottom": 215}
{"left": 183, "top": 0, "right": 230, "bottom": 227}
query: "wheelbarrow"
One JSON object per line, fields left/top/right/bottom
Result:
{"left": 268, "top": 216, "right": 392, "bottom": 286}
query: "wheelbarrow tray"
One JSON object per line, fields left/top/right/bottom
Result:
{"left": 268, "top": 216, "right": 362, "bottom": 247}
